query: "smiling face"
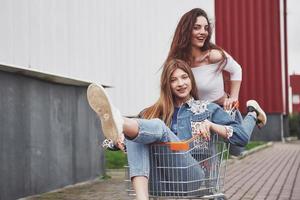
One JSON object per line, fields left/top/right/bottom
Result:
{"left": 191, "top": 16, "right": 209, "bottom": 49}
{"left": 170, "top": 68, "right": 192, "bottom": 106}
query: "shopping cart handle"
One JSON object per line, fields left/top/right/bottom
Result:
{"left": 232, "top": 101, "right": 239, "bottom": 109}
{"left": 166, "top": 135, "right": 200, "bottom": 151}
{"left": 167, "top": 142, "right": 189, "bottom": 151}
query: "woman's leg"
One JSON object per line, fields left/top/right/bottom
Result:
{"left": 241, "top": 112, "right": 257, "bottom": 136}
{"left": 132, "top": 176, "right": 149, "bottom": 200}
{"left": 122, "top": 118, "right": 139, "bottom": 139}
{"left": 125, "top": 118, "right": 181, "bottom": 199}
{"left": 122, "top": 117, "right": 178, "bottom": 142}
{"left": 87, "top": 83, "right": 181, "bottom": 144}
{"left": 126, "top": 118, "right": 181, "bottom": 180}
{"left": 128, "top": 118, "right": 180, "bottom": 143}
{"left": 126, "top": 118, "right": 205, "bottom": 197}
{"left": 242, "top": 100, "right": 267, "bottom": 132}
{"left": 230, "top": 100, "right": 267, "bottom": 155}
{"left": 126, "top": 140, "right": 150, "bottom": 200}
{"left": 229, "top": 110, "right": 256, "bottom": 156}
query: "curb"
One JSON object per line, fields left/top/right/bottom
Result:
{"left": 284, "top": 136, "right": 299, "bottom": 142}
{"left": 238, "top": 142, "right": 273, "bottom": 159}
{"left": 19, "top": 178, "right": 103, "bottom": 200}
{"left": 227, "top": 142, "right": 273, "bottom": 165}
{"left": 238, "top": 141, "right": 273, "bottom": 159}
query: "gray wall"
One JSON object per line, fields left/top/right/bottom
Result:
{"left": 250, "top": 114, "right": 289, "bottom": 141}
{"left": 0, "top": 70, "right": 105, "bottom": 200}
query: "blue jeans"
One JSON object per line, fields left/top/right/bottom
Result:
{"left": 126, "top": 118, "right": 204, "bottom": 178}
{"left": 125, "top": 118, "right": 206, "bottom": 196}
{"left": 229, "top": 110, "right": 256, "bottom": 156}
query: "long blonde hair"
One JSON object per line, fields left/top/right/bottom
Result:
{"left": 141, "top": 59, "right": 198, "bottom": 126}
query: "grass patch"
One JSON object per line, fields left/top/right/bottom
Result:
{"left": 245, "top": 141, "right": 266, "bottom": 150}
{"left": 105, "top": 150, "right": 127, "bottom": 169}
{"left": 100, "top": 174, "right": 111, "bottom": 180}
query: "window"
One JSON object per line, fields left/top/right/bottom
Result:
{"left": 292, "top": 94, "right": 300, "bottom": 104}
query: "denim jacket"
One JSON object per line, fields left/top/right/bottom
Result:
{"left": 172, "top": 98, "right": 249, "bottom": 147}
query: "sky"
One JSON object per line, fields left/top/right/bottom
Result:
{"left": 288, "top": 0, "right": 300, "bottom": 74}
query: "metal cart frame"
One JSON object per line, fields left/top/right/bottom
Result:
{"left": 126, "top": 134, "right": 229, "bottom": 200}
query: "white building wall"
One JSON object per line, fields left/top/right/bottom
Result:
{"left": 0, "top": 0, "right": 214, "bottom": 115}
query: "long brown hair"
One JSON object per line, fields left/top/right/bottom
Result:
{"left": 142, "top": 59, "right": 198, "bottom": 126}
{"left": 166, "top": 8, "right": 227, "bottom": 71}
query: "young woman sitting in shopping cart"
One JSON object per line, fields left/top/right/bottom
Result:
{"left": 87, "top": 59, "right": 267, "bottom": 200}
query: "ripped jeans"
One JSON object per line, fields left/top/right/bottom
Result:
{"left": 125, "top": 118, "right": 205, "bottom": 196}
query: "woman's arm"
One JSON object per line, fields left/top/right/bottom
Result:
{"left": 223, "top": 55, "right": 242, "bottom": 109}
{"left": 223, "top": 80, "right": 241, "bottom": 110}
{"left": 196, "top": 120, "right": 232, "bottom": 140}
{"left": 207, "top": 103, "right": 250, "bottom": 146}
{"left": 229, "top": 80, "right": 241, "bottom": 100}
{"left": 209, "top": 50, "right": 242, "bottom": 109}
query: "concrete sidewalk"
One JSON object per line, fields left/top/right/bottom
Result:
{"left": 23, "top": 141, "right": 300, "bottom": 200}
{"left": 224, "top": 141, "right": 300, "bottom": 200}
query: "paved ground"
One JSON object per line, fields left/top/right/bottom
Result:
{"left": 224, "top": 141, "right": 300, "bottom": 200}
{"left": 23, "top": 141, "right": 300, "bottom": 200}
{"left": 23, "top": 170, "right": 131, "bottom": 200}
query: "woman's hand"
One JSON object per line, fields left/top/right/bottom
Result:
{"left": 116, "top": 134, "right": 126, "bottom": 153}
{"left": 223, "top": 96, "right": 238, "bottom": 110}
{"left": 214, "top": 93, "right": 227, "bottom": 107}
{"left": 197, "top": 120, "right": 212, "bottom": 140}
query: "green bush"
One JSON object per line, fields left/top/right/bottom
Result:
{"left": 289, "top": 113, "right": 300, "bottom": 138}
{"left": 105, "top": 150, "right": 127, "bottom": 169}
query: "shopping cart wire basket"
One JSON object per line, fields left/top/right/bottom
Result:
{"left": 126, "top": 133, "right": 229, "bottom": 199}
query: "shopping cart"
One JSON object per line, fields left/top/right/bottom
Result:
{"left": 126, "top": 133, "right": 229, "bottom": 199}
{"left": 225, "top": 101, "right": 239, "bottom": 120}
{"left": 125, "top": 102, "right": 239, "bottom": 199}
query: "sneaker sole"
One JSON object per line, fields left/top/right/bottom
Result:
{"left": 247, "top": 100, "right": 267, "bottom": 128}
{"left": 87, "top": 83, "right": 119, "bottom": 142}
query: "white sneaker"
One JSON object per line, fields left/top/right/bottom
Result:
{"left": 87, "top": 83, "right": 124, "bottom": 142}
{"left": 246, "top": 100, "right": 267, "bottom": 128}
